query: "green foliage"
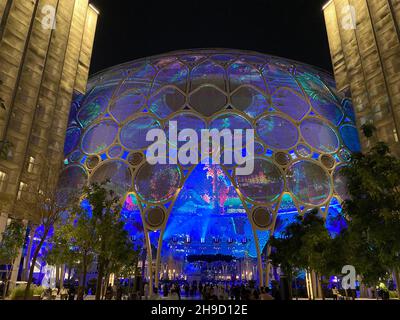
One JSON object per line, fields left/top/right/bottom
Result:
{"left": 10, "top": 285, "right": 44, "bottom": 300}
{"left": 269, "top": 209, "right": 345, "bottom": 278}
{"left": 45, "top": 220, "right": 80, "bottom": 271}
{"left": 45, "top": 181, "right": 139, "bottom": 298}
{"left": 79, "top": 182, "right": 139, "bottom": 299}
{"left": 342, "top": 138, "right": 400, "bottom": 286}
{"left": 0, "top": 221, "right": 25, "bottom": 265}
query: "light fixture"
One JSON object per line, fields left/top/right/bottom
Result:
{"left": 322, "top": 0, "right": 334, "bottom": 10}
{"left": 89, "top": 3, "right": 100, "bottom": 15}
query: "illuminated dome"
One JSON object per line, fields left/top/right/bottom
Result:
{"left": 61, "top": 49, "right": 360, "bottom": 283}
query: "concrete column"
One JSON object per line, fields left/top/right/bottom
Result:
{"left": 0, "top": 211, "right": 8, "bottom": 242}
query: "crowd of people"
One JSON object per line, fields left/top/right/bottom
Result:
{"left": 154, "top": 281, "right": 279, "bottom": 301}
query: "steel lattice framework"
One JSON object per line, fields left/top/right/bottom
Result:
{"left": 60, "top": 49, "right": 361, "bottom": 287}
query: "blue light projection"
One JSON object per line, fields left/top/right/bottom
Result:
{"left": 121, "top": 194, "right": 145, "bottom": 248}
{"left": 274, "top": 194, "right": 299, "bottom": 238}
{"left": 325, "top": 197, "right": 347, "bottom": 238}
{"left": 162, "top": 164, "right": 254, "bottom": 259}
{"left": 58, "top": 50, "right": 361, "bottom": 278}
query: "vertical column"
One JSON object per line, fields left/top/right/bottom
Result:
{"left": 367, "top": 0, "right": 400, "bottom": 155}
{"left": 4, "top": 0, "right": 58, "bottom": 211}
{"left": 0, "top": 0, "right": 8, "bottom": 22}
{"left": 330, "top": 0, "right": 372, "bottom": 152}
{"left": 46, "top": 0, "right": 89, "bottom": 175}
{"left": 22, "top": 0, "right": 76, "bottom": 192}
{"left": 323, "top": 1, "right": 350, "bottom": 92}
{"left": 0, "top": 0, "right": 37, "bottom": 141}
{"left": 74, "top": 4, "right": 98, "bottom": 94}
{"left": 0, "top": 0, "right": 13, "bottom": 40}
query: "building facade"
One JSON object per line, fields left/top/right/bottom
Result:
{"left": 0, "top": 0, "right": 98, "bottom": 237}
{"left": 323, "top": 0, "right": 400, "bottom": 155}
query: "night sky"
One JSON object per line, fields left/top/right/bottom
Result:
{"left": 89, "top": 0, "right": 332, "bottom": 75}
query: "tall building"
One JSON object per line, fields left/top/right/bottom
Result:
{"left": 0, "top": 0, "right": 98, "bottom": 234}
{"left": 323, "top": 0, "right": 400, "bottom": 155}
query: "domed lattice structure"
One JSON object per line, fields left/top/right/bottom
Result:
{"left": 60, "top": 49, "right": 360, "bottom": 284}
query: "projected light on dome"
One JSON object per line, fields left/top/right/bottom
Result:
{"left": 61, "top": 49, "right": 361, "bottom": 284}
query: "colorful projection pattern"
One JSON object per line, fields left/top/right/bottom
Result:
{"left": 60, "top": 49, "right": 359, "bottom": 263}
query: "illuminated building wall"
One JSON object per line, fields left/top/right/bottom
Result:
{"left": 323, "top": 0, "right": 400, "bottom": 155}
{"left": 0, "top": 0, "right": 98, "bottom": 230}
{"left": 61, "top": 49, "right": 360, "bottom": 286}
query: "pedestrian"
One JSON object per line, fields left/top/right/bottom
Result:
{"left": 68, "top": 285, "right": 76, "bottom": 301}
{"left": 332, "top": 286, "right": 339, "bottom": 300}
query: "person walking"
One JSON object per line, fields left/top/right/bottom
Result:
{"left": 68, "top": 285, "right": 76, "bottom": 301}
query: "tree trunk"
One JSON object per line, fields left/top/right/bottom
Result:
{"left": 24, "top": 231, "right": 48, "bottom": 300}
{"left": 102, "top": 273, "right": 110, "bottom": 300}
{"left": 95, "top": 261, "right": 104, "bottom": 300}
{"left": 319, "top": 274, "right": 325, "bottom": 300}
{"left": 78, "top": 255, "right": 88, "bottom": 300}
{"left": 67, "top": 266, "right": 72, "bottom": 282}
{"left": 55, "top": 265, "right": 60, "bottom": 288}
{"left": 3, "top": 265, "right": 12, "bottom": 299}
{"left": 23, "top": 226, "right": 36, "bottom": 281}
{"left": 60, "top": 265, "right": 65, "bottom": 289}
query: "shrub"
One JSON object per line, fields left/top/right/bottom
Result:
{"left": 10, "top": 285, "right": 45, "bottom": 300}
{"left": 32, "top": 285, "right": 45, "bottom": 297}
{"left": 10, "top": 286, "right": 32, "bottom": 300}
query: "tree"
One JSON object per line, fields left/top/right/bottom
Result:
{"left": 342, "top": 130, "right": 400, "bottom": 296}
{"left": 268, "top": 209, "right": 347, "bottom": 299}
{"left": 0, "top": 221, "right": 25, "bottom": 298}
{"left": 80, "top": 182, "right": 133, "bottom": 300}
{"left": 50, "top": 200, "right": 97, "bottom": 300}
{"left": 61, "top": 181, "right": 138, "bottom": 300}
{"left": 45, "top": 218, "right": 80, "bottom": 288}
{"left": 22, "top": 164, "right": 74, "bottom": 300}
{"left": 99, "top": 220, "right": 139, "bottom": 298}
